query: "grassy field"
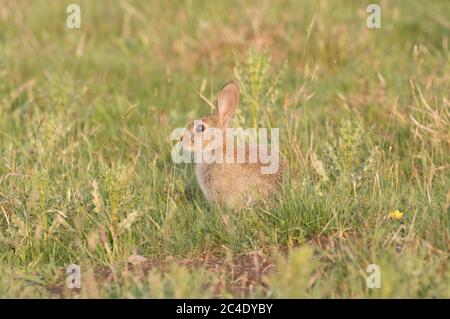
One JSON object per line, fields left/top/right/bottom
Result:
{"left": 0, "top": 0, "right": 449, "bottom": 298}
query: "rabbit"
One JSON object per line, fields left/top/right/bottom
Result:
{"left": 180, "top": 80, "right": 285, "bottom": 209}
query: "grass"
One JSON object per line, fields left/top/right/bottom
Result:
{"left": 0, "top": 0, "right": 449, "bottom": 298}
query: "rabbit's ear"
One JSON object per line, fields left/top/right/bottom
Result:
{"left": 217, "top": 80, "right": 240, "bottom": 125}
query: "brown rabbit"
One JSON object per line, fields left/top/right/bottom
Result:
{"left": 180, "top": 80, "right": 284, "bottom": 209}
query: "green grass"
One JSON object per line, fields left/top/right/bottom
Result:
{"left": 0, "top": 0, "right": 449, "bottom": 298}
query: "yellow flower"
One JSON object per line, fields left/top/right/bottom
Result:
{"left": 389, "top": 210, "right": 403, "bottom": 220}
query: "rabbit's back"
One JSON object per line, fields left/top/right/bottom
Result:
{"left": 195, "top": 144, "right": 284, "bottom": 209}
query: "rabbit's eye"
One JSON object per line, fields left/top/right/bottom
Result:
{"left": 195, "top": 123, "right": 205, "bottom": 133}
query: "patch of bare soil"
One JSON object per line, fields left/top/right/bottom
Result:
{"left": 143, "top": 251, "right": 274, "bottom": 296}
{"left": 48, "top": 250, "right": 275, "bottom": 298}
{"left": 48, "top": 235, "right": 343, "bottom": 298}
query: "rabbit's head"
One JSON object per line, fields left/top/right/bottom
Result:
{"left": 181, "top": 81, "right": 240, "bottom": 153}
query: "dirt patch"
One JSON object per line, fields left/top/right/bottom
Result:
{"left": 48, "top": 235, "right": 344, "bottom": 298}
{"left": 48, "top": 250, "right": 275, "bottom": 298}
{"left": 141, "top": 251, "right": 274, "bottom": 296}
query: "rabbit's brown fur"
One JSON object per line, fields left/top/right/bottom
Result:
{"left": 181, "top": 80, "right": 284, "bottom": 209}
